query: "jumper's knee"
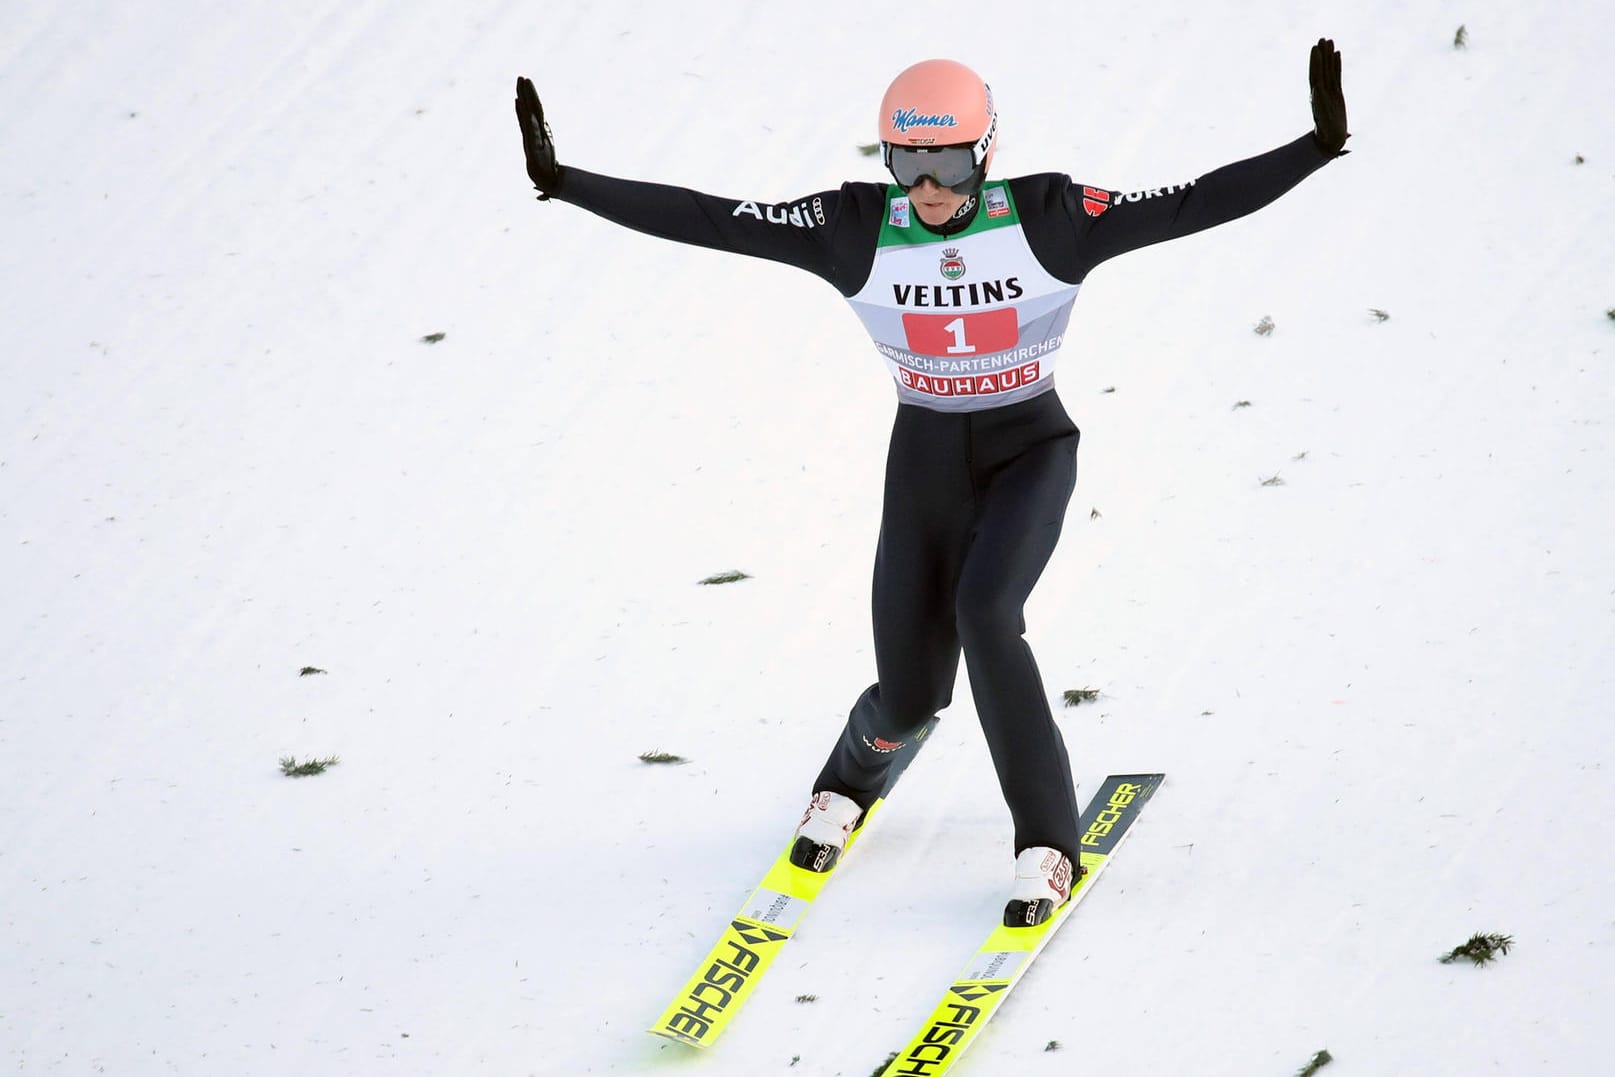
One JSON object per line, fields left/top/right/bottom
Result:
{"left": 850, "top": 683, "right": 939, "bottom": 744}
{"left": 954, "top": 584, "right": 1025, "bottom": 653}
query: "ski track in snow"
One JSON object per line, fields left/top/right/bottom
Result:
{"left": 2, "top": 1, "right": 1612, "bottom": 1074}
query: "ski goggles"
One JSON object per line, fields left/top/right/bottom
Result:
{"left": 883, "top": 143, "right": 983, "bottom": 194}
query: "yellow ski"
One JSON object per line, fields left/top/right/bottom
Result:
{"left": 648, "top": 718, "right": 938, "bottom": 1048}
{"left": 879, "top": 773, "right": 1164, "bottom": 1077}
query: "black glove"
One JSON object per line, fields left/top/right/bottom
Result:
{"left": 1309, "top": 38, "right": 1350, "bottom": 156}
{"left": 514, "top": 76, "right": 561, "bottom": 199}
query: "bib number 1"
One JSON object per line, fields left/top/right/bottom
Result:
{"left": 901, "top": 308, "right": 1019, "bottom": 358}
{"left": 943, "top": 317, "right": 974, "bottom": 354}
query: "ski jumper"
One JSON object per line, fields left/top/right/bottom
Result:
{"left": 554, "top": 133, "right": 1332, "bottom": 860}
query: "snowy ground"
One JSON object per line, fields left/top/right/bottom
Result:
{"left": 3, "top": 1, "right": 1613, "bottom": 1074}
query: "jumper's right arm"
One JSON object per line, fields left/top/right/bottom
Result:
{"left": 515, "top": 77, "right": 865, "bottom": 290}
{"left": 556, "top": 168, "right": 839, "bottom": 273}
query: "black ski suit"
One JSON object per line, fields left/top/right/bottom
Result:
{"left": 550, "top": 132, "right": 1332, "bottom": 860}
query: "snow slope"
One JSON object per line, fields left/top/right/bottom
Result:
{"left": 2, "top": 1, "right": 1612, "bottom": 1074}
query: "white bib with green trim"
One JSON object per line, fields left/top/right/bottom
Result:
{"left": 846, "top": 182, "right": 1080, "bottom": 412}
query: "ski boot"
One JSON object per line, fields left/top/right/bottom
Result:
{"left": 1003, "top": 846, "right": 1078, "bottom": 927}
{"left": 789, "top": 790, "right": 862, "bottom": 873}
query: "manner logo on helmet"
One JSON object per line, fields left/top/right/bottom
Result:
{"left": 939, "top": 247, "right": 966, "bottom": 281}
{"left": 890, "top": 107, "right": 958, "bottom": 133}
{"left": 1081, "top": 186, "right": 1112, "bottom": 217}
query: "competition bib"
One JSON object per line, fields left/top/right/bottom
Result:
{"left": 845, "top": 183, "right": 1080, "bottom": 411}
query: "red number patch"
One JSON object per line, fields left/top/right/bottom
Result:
{"left": 901, "top": 309, "right": 1020, "bottom": 357}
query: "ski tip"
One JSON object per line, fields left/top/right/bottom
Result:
{"left": 1099, "top": 773, "right": 1165, "bottom": 799}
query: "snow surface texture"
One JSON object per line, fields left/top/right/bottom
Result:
{"left": 3, "top": 2, "right": 1612, "bottom": 1074}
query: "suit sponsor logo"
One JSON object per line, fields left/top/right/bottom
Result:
{"left": 939, "top": 247, "right": 966, "bottom": 281}
{"left": 889, "top": 197, "right": 910, "bottom": 228}
{"left": 863, "top": 735, "right": 905, "bottom": 753}
{"left": 732, "top": 199, "right": 820, "bottom": 228}
{"left": 983, "top": 186, "right": 1010, "bottom": 218}
{"left": 1119, "top": 181, "right": 1194, "bottom": 202}
{"left": 892, "top": 278, "right": 1023, "bottom": 308}
{"left": 1083, "top": 180, "right": 1196, "bottom": 217}
{"left": 897, "top": 359, "right": 1041, "bottom": 399}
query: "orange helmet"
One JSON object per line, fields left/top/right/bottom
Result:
{"left": 879, "top": 59, "right": 997, "bottom": 194}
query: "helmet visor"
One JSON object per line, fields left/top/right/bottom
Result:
{"left": 885, "top": 144, "right": 980, "bottom": 193}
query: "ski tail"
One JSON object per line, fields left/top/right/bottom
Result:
{"left": 645, "top": 853, "right": 820, "bottom": 1047}
{"left": 878, "top": 773, "right": 1164, "bottom": 1077}
{"left": 647, "top": 717, "right": 940, "bottom": 1048}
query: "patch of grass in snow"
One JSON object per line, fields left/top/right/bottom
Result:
{"left": 1440, "top": 932, "right": 1514, "bottom": 966}
{"left": 279, "top": 755, "right": 339, "bottom": 777}
{"left": 638, "top": 750, "right": 688, "bottom": 765}
{"left": 1062, "top": 688, "right": 1100, "bottom": 706}
{"left": 1298, "top": 1049, "right": 1334, "bottom": 1076}
{"left": 698, "top": 570, "right": 752, "bottom": 586}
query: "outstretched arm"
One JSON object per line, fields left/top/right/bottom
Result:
{"left": 1024, "top": 39, "right": 1350, "bottom": 281}
{"left": 513, "top": 77, "right": 880, "bottom": 291}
